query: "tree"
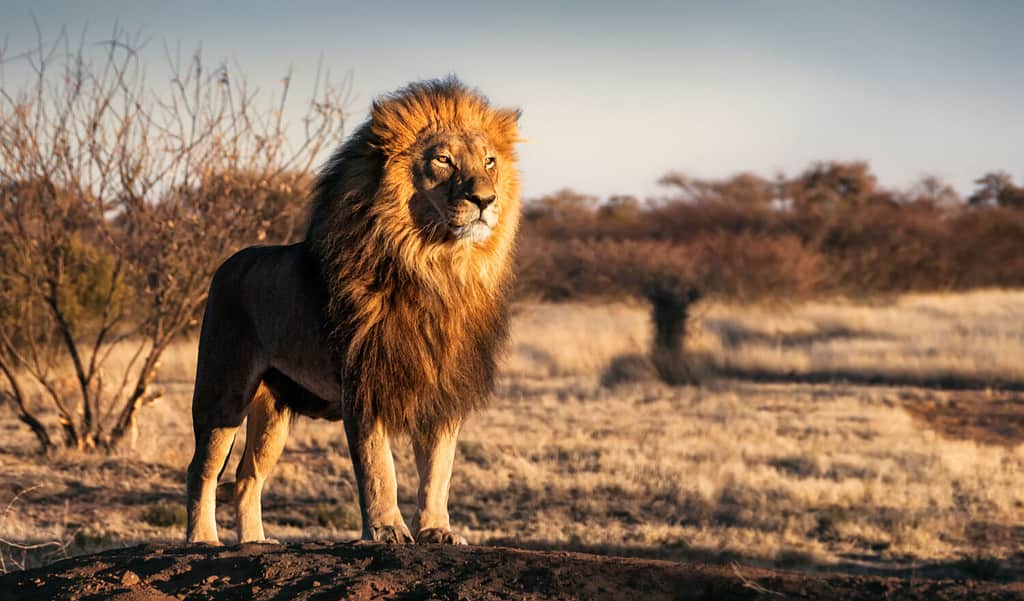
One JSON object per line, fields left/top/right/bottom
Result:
{"left": 522, "top": 188, "right": 597, "bottom": 223}
{"left": 657, "top": 171, "right": 711, "bottom": 203}
{"left": 596, "top": 194, "right": 641, "bottom": 220}
{"left": 785, "top": 161, "right": 887, "bottom": 210}
{"left": 968, "top": 171, "right": 1024, "bottom": 208}
{"left": 658, "top": 171, "right": 776, "bottom": 207}
{"left": 904, "top": 175, "right": 961, "bottom": 208}
{"left": 0, "top": 29, "right": 347, "bottom": 452}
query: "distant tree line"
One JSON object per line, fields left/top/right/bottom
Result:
{"left": 515, "top": 162, "right": 1024, "bottom": 301}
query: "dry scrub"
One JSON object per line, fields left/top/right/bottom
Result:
{"left": 1, "top": 290, "right": 1023, "bottom": 577}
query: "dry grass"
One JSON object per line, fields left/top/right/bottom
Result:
{"left": 1, "top": 290, "right": 1023, "bottom": 577}
{"left": 692, "top": 289, "right": 1024, "bottom": 386}
{"left": 504, "top": 288, "right": 1024, "bottom": 386}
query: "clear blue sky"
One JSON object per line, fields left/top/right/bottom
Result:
{"left": 2, "top": 1, "right": 1022, "bottom": 199}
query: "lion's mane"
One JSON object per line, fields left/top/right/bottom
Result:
{"left": 305, "top": 78, "right": 521, "bottom": 433}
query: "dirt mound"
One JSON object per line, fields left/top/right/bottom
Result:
{"left": 2, "top": 542, "right": 1021, "bottom": 600}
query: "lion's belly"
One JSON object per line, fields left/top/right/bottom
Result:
{"left": 260, "top": 303, "right": 344, "bottom": 410}
{"left": 260, "top": 291, "right": 345, "bottom": 415}
{"left": 268, "top": 358, "right": 343, "bottom": 403}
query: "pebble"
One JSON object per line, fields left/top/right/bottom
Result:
{"left": 120, "top": 570, "right": 140, "bottom": 586}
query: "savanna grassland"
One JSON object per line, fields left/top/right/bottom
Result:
{"left": 1, "top": 289, "right": 1022, "bottom": 581}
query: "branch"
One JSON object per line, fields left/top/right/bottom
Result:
{"left": 0, "top": 357, "right": 52, "bottom": 452}
{"left": 43, "top": 289, "right": 93, "bottom": 442}
{"left": 107, "top": 340, "right": 165, "bottom": 448}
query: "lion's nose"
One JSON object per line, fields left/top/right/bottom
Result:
{"left": 466, "top": 191, "right": 496, "bottom": 210}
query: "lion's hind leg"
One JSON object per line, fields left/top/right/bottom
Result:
{"left": 186, "top": 422, "right": 240, "bottom": 544}
{"left": 235, "top": 383, "right": 291, "bottom": 543}
{"left": 186, "top": 333, "right": 263, "bottom": 544}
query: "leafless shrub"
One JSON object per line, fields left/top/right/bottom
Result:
{"left": 643, "top": 275, "right": 700, "bottom": 385}
{"left": 0, "top": 27, "right": 347, "bottom": 452}
{"left": 600, "top": 354, "right": 659, "bottom": 387}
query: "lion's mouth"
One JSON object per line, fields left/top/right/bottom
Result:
{"left": 451, "top": 218, "right": 493, "bottom": 242}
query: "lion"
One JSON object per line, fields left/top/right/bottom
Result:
{"left": 185, "top": 78, "right": 522, "bottom": 545}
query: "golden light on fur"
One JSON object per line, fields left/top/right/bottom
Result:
{"left": 186, "top": 77, "right": 523, "bottom": 546}
{"left": 307, "top": 77, "right": 523, "bottom": 434}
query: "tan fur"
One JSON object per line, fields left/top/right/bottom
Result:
{"left": 234, "top": 384, "right": 290, "bottom": 543}
{"left": 307, "top": 77, "right": 522, "bottom": 434}
{"left": 186, "top": 78, "right": 521, "bottom": 545}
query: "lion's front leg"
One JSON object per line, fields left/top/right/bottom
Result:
{"left": 343, "top": 415, "right": 413, "bottom": 543}
{"left": 411, "top": 421, "right": 467, "bottom": 544}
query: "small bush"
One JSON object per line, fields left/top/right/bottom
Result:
{"left": 954, "top": 553, "right": 1003, "bottom": 580}
{"left": 141, "top": 501, "right": 187, "bottom": 528}
{"left": 73, "top": 528, "right": 115, "bottom": 549}
{"left": 458, "top": 440, "right": 496, "bottom": 467}
{"left": 812, "top": 506, "right": 850, "bottom": 542}
{"left": 645, "top": 276, "right": 700, "bottom": 385}
{"left": 312, "top": 502, "right": 360, "bottom": 530}
{"left": 775, "top": 549, "right": 816, "bottom": 568}
{"left": 601, "top": 353, "right": 659, "bottom": 387}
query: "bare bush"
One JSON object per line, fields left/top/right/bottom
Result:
{"left": 643, "top": 276, "right": 700, "bottom": 385}
{"left": 0, "top": 28, "right": 347, "bottom": 452}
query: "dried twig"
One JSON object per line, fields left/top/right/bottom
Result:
{"left": 0, "top": 485, "right": 69, "bottom": 574}
{"left": 730, "top": 561, "right": 785, "bottom": 598}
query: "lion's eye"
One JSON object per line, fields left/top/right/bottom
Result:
{"left": 434, "top": 155, "right": 452, "bottom": 166}
{"left": 484, "top": 157, "right": 496, "bottom": 169}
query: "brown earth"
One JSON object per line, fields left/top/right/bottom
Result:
{"left": 3, "top": 542, "right": 1023, "bottom": 601}
{"left": 902, "top": 389, "right": 1024, "bottom": 447}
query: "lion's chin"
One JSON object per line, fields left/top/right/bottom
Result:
{"left": 451, "top": 220, "right": 493, "bottom": 243}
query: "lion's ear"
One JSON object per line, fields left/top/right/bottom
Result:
{"left": 499, "top": 107, "right": 522, "bottom": 124}
{"left": 490, "top": 108, "right": 522, "bottom": 150}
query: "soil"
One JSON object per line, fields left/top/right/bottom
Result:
{"left": 2, "top": 542, "right": 1022, "bottom": 601}
{"left": 902, "top": 389, "right": 1024, "bottom": 447}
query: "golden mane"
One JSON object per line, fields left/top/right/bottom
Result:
{"left": 305, "top": 77, "right": 522, "bottom": 433}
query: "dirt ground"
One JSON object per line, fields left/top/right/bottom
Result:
{"left": 3, "top": 541, "right": 1024, "bottom": 601}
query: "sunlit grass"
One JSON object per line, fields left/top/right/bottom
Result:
{"left": 2, "top": 289, "right": 1022, "bottom": 575}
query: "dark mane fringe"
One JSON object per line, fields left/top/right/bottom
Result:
{"left": 304, "top": 78, "right": 521, "bottom": 434}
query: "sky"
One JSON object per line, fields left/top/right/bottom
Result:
{"left": 1, "top": 1, "right": 1022, "bottom": 199}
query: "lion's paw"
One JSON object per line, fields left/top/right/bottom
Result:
{"left": 416, "top": 528, "right": 468, "bottom": 545}
{"left": 240, "top": 538, "right": 281, "bottom": 545}
{"left": 367, "top": 525, "right": 414, "bottom": 544}
{"left": 186, "top": 537, "right": 224, "bottom": 547}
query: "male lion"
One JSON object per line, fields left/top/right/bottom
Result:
{"left": 185, "top": 78, "right": 521, "bottom": 545}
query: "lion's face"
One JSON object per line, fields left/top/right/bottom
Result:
{"left": 410, "top": 131, "right": 503, "bottom": 243}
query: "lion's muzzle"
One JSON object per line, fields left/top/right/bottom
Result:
{"left": 451, "top": 175, "right": 499, "bottom": 242}
{"left": 466, "top": 191, "right": 495, "bottom": 211}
